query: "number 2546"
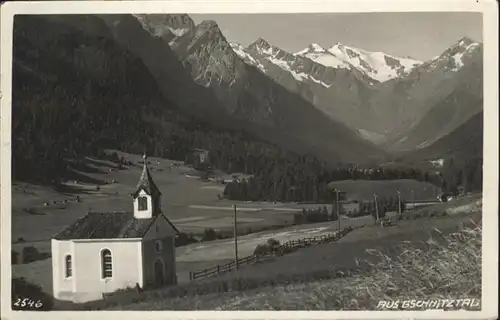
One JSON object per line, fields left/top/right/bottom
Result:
{"left": 13, "top": 298, "right": 43, "bottom": 308}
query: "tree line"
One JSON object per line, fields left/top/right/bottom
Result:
{"left": 222, "top": 164, "right": 436, "bottom": 203}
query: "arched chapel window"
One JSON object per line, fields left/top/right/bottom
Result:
{"left": 65, "top": 255, "right": 72, "bottom": 278}
{"left": 155, "top": 240, "right": 163, "bottom": 253}
{"left": 101, "top": 249, "right": 112, "bottom": 279}
{"left": 138, "top": 196, "right": 148, "bottom": 211}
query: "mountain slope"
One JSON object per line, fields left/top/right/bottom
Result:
{"left": 408, "top": 111, "right": 483, "bottom": 161}
{"left": 370, "top": 37, "right": 483, "bottom": 144}
{"left": 11, "top": 15, "right": 336, "bottom": 186}
{"left": 230, "top": 39, "right": 379, "bottom": 135}
{"left": 404, "top": 111, "right": 483, "bottom": 193}
{"left": 229, "top": 36, "right": 482, "bottom": 146}
{"left": 134, "top": 15, "right": 384, "bottom": 163}
{"left": 391, "top": 86, "right": 483, "bottom": 151}
{"left": 12, "top": 15, "right": 170, "bottom": 181}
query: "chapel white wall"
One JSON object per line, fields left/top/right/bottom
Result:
{"left": 56, "top": 240, "right": 142, "bottom": 303}
{"left": 51, "top": 239, "right": 74, "bottom": 300}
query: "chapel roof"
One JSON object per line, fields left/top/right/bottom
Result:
{"left": 53, "top": 211, "right": 179, "bottom": 240}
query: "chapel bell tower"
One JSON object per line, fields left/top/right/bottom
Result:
{"left": 132, "top": 154, "right": 162, "bottom": 219}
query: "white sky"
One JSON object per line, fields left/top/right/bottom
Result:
{"left": 191, "top": 12, "right": 483, "bottom": 61}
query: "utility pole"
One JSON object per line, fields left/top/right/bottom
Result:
{"left": 411, "top": 189, "right": 415, "bottom": 212}
{"left": 233, "top": 204, "right": 239, "bottom": 270}
{"left": 373, "top": 193, "right": 379, "bottom": 224}
{"left": 397, "top": 190, "right": 402, "bottom": 218}
{"left": 332, "top": 189, "right": 340, "bottom": 232}
{"left": 336, "top": 190, "right": 340, "bottom": 232}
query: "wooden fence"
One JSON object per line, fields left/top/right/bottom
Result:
{"left": 189, "top": 226, "right": 354, "bottom": 281}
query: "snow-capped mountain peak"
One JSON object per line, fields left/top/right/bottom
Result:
{"left": 325, "top": 43, "right": 423, "bottom": 82}
{"left": 296, "top": 43, "right": 327, "bottom": 55}
{"left": 457, "top": 36, "right": 475, "bottom": 47}
{"left": 230, "top": 41, "right": 267, "bottom": 73}
{"left": 294, "top": 43, "right": 350, "bottom": 70}
{"left": 422, "top": 37, "right": 482, "bottom": 73}
{"left": 133, "top": 14, "right": 194, "bottom": 39}
{"left": 248, "top": 37, "right": 272, "bottom": 51}
{"left": 292, "top": 42, "right": 423, "bottom": 82}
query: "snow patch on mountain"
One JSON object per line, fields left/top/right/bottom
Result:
{"left": 295, "top": 44, "right": 350, "bottom": 69}
{"left": 450, "top": 42, "right": 481, "bottom": 72}
{"left": 357, "top": 129, "right": 387, "bottom": 145}
{"left": 293, "top": 42, "right": 422, "bottom": 82}
{"left": 230, "top": 42, "right": 267, "bottom": 72}
{"left": 169, "top": 27, "right": 190, "bottom": 37}
{"left": 231, "top": 41, "right": 331, "bottom": 87}
{"left": 309, "top": 76, "right": 332, "bottom": 88}
{"left": 326, "top": 44, "right": 422, "bottom": 82}
{"left": 425, "top": 38, "right": 481, "bottom": 72}
{"left": 296, "top": 43, "right": 325, "bottom": 55}
{"left": 133, "top": 14, "right": 191, "bottom": 38}
{"left": 264, "top": 54, "right": 309, "bottom": 82}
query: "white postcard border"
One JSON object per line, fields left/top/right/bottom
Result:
{"left": 1, "top": 1, "right": 498, "bottom": 319}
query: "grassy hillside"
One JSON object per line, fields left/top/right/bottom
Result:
{"left": 214, "top": 219, "right": 481, "bottom": 310}
{"left": 57, "top": 209, "right": 481, "bottom": 310}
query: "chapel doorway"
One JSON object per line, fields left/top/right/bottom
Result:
{"left": 154, "top": 259, "right": 165, "bottom": 286}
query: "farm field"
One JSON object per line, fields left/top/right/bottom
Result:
{"left": 12, "top": 151, "right": 442, "bottom": 244}
{"left": 12, "top": 151, "right": 335, "bottom": 245}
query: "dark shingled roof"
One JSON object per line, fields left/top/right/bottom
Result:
{"left": 54, "top": 212, "right": 180, "bottom": 240}
{"left": 133, "top": 158, "right": 161, "bottom": 198}
{"left": 54, "top": 212, "right": 157, "bottom": 240}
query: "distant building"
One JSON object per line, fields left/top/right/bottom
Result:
{"left": 193, "top": 148, "right": 210, "bottom": 165}
{"left": 51, "top": 154, "right": 179, "bottom": 303}
{"left": 337, "top": 191, "right": 348, "bottom": 201}
{"left": 340, "top": 200, "right": 360, "bottom": 215}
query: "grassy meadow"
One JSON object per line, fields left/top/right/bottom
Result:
{"left": 59, "top": 210, "right": 481, "bottom": 310}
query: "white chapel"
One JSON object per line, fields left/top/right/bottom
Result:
{"left": 51, "top": 155, "right": 179, "bottom": 303}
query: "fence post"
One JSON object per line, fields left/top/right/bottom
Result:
{"left": 189, "top": 272, "right": 192, "bottom": 281}
{"left": 217, "top": 265, "right": 220, "bottom": 274}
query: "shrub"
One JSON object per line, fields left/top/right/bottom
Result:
{"left": 202, "top": 228, "right": 218, "bottom": 241}
{"left": 22, "top": 246, "right": 40, "bottom": 264}
{"left": 175, "top": 233, "right": 198, "bottom": 247}
{"left": 254, "top": 244, "right": 269, "bottom": 256}
{"left": 266, "top": 238, "right": 280, "bottom": 248}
